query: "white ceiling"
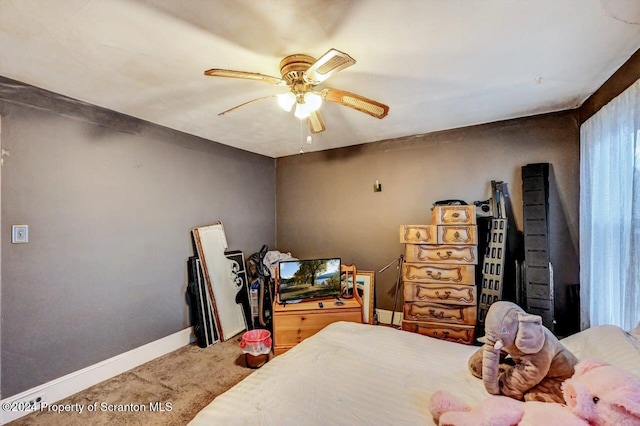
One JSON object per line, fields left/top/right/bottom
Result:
{"left": 1, "top": 0, "right": 639, "bottom": 158}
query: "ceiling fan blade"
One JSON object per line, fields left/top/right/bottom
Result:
{"left": 308, "top": 110, "right": 326, "bottom": 134}
{"left": 218, "top": 95, "right": 276, "bottom": 116}
{"left": 304, "top": 49, "right": 356, "bottom": 85}
{"left": 322, "top": 88, "right": 389, "bottom": 119}
{"left": 204, "top": 69, "right": 285, "bottom": 86}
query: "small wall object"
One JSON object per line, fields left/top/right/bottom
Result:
{"left": 12, "top": 225, "right": 28, "bottom": 243}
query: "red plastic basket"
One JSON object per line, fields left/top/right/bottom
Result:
{"left": 239, "top": 329, "right": 272, "bottom": 355}
{"left": 239, "top": 329, "right": 272, "bottom": 369}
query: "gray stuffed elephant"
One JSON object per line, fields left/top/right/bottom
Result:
{"left": 468, "top": 301, "right": 578, "bottom": 403}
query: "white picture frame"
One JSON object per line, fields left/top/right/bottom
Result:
{"left": 192, "top": 222, "right": 246, "bottom": 341}
{"left": 356, "top": 271, "right": 376, "bottom": 324}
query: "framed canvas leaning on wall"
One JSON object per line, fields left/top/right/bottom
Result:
{"left": 356, "top": 271, "right": 376, "bottom": 324}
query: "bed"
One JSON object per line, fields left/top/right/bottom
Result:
{"left": 189, "top": 321, "right": 640, "bottom": 425}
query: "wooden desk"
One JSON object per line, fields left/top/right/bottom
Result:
{"left": 272, "top": 298, "right": 362, "bottom": 355}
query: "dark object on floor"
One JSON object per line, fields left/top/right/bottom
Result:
{"left": 522, "top": 163, "right": 554, "bottom": 331}
{"left": 475, "top": 180, "right": 525, "bottom": 339}
{"left": 247, "top": 245, "right": 274, "bottom": 330}
{"left": 226, "top": 250, "right": 253, "bottom": 330}
{"left": 245, "top": 353, "right": 270, "bottom": 369}
{"left": 187, "top": 256, "right": 218, "bottom": 348}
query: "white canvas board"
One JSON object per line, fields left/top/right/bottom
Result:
{"left": 193, "top": 222, "right": 246, "bottom": 341}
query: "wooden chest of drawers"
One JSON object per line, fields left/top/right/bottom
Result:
{"left": 399, "top": 205, "right": 478, "bottom": 345}
{"left": 272, "top": 298, "right": 362, "bottom": 355}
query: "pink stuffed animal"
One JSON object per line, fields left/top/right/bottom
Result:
{"left": 563, "top": 358, "right": 640, "bottom": 425}
{"left": 429, "top": 359, "right": 640, "bottom": 426}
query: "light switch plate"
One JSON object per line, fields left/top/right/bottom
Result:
{"left": 12, "top": 225, "right": 28, "bottom": 243}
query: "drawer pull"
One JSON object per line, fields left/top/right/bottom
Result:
{"left": 429, "top": 309, "right": 444, "bottom": 319}
{"left": 454, "top": 231, "right": 461, "bottom": 239}
{"left": 435, "top": 291, "right": 451, "bottom": 300}
{"left": 415, "top": 230, "right": 421, "bottom": 238}
{"left": 427, "top": 271, "right": 442, "bottom": 280}
{"left": 437, "top": 251, "right": 452, "bottom": 260}
{"left": 452, "top": 212, "right": 460, "bottom": 218}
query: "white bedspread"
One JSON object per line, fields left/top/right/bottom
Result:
{"left": 189, "top": 322, "right": 640, "bottom": 426}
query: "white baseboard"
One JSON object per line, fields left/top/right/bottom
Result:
{"left": 375, "top": 309, "right": 403, "bottom": 326}
{"left": 0, "top": 328, "right": 193, "bottom": 424}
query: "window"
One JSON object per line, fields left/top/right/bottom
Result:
{"left": 580, "top": 79, "right": 640, "bottom": 331}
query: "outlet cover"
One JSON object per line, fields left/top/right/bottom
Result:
{"left": 13, "top": 391, "right": 46, "bottom": 411}
{"left": 12, "top": 225, "right": 28, "bottom": 243}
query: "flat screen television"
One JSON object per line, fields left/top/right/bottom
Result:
{"left": 277, "top": 258, "right": 341, "bottom": 304}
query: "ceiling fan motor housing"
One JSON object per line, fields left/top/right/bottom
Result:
{"left": 279, "top": 54, "right": 316, "bottom": 87}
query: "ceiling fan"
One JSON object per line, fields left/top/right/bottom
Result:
{"left": 204, "top": 48, "right": 389, "bottom": 134}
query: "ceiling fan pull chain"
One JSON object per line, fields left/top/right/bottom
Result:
{"left": 298, "top": 119, "right": 305, "bottom": 154}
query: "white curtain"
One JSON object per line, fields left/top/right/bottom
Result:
{"left": 580, "top": 78, "right": 640, "bottom": 331}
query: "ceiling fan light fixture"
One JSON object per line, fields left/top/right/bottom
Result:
{"left": 294, "top": 102, "right": 310, "bottom": 119}
{"left": 303, "top": 92, "right": 322, "bottom": 112}
{"left": 277, "top": 92, "right": 296, "bottom": 111}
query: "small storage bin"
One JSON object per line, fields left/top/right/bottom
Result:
{"left": 239, "top": 329, "right": 272, "bottom": 368}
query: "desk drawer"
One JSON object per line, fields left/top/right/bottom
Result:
{"left": 404, "top": 244, "right": 478, "bottom": 264}
{"left": 403, "top": 302, "right": 477, "bottom": 325}
{"left": 273, "top": 309, "right": 360, "bottom": 347}
{"left": 437, "top": 225, "right": 477, "bottom": 245}
{"left": 432, "top": 205, "right": 476, "bottom": 225}
{"left": 399, "top": 225, "right": 437, "bottom": 244}
{"left": 402, "top": 262, "right": 475, "bottom": 284}
{"left": 401, "top": 320, "right": 475, "bottom": 345}
{"left": 404, "top": 282, "right": 476, "bottom": 306}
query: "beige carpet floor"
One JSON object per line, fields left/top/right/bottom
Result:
{"left": 9, "top": 335, "right": 260, "bottom": 425}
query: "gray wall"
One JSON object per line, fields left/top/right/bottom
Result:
{"left": 0, "top": 82, "right": 276, "bottom": 397}
{"left": 276, "top": 111, "right": 580, "bottom": 334}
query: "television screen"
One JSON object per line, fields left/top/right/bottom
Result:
{"left": 277, "top": 258, "right": 342, "bottom": 303}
